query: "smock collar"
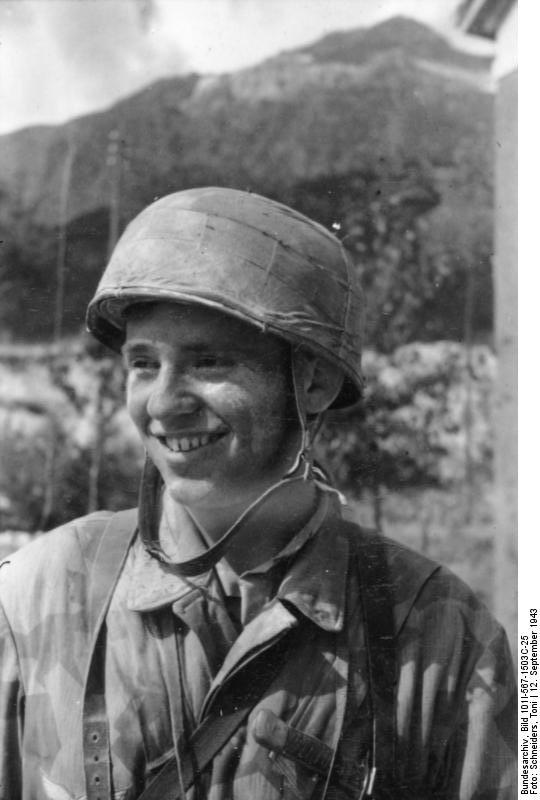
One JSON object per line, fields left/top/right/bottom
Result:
{"left": 126, "top": 486, "right": 348, "bottom": 634}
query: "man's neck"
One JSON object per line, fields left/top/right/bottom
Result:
{"left": 161, "top": 478, "right": 318, "bottom": 575}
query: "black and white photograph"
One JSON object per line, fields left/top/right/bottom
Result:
{"left": 0, "top": 1, "right": 518, "bottom": 797}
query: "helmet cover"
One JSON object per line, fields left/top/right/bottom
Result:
{"left": 86, "top": 187, "right": 363, "bottom": 409}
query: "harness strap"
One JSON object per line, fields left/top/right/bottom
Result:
{"left": 82, "top": 509, "right": 139, "bottom": 800}
{"left": 350, "top": 525, "right": 397, "bottom": 798}
{"left": 84, "top": 624, "right": 113, "bottom": 800}
{"left": 138, "top": 632, "right": 292, "bottom": 800}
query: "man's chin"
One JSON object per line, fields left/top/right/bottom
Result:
{"left": 162, "top": 474, "right": 270, "bottom": 522}
{"left": 164, "top": 475, "right": 216, "bottom": 508}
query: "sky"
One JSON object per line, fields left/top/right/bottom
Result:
{"left": 0, "top": 0, "right": 495, "bottom": 135}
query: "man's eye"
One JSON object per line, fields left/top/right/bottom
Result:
{"left": 128, "top": 357, "right": 158, "bottom": 371}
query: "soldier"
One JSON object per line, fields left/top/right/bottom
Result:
{"left": 0, "top": 188, "right": 516, "bottom": 799}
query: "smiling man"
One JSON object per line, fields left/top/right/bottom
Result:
{"left": 0, "top": 188, "right": 516, "bottom": 800}
{"left": 124, "top": 302, "right": 306, "bottom": 529}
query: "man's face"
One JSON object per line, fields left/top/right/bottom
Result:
{"left": 123, "top": 302, "right": 299, "bottom": 513}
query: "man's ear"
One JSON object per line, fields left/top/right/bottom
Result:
{"left": 294, "top": 349, "right": 344, "bottom": 415}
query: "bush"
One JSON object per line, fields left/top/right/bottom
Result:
{"left": 0, "top": 349, "right": 142, "bottom": 531}
{"left": 317, "top": 341, "right": 495, "bottom": 493}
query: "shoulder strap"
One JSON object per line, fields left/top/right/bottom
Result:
{"left": 81, "top": 509, "right": 139, "bottom": 800}
{"left": 346, "top": 522, "right": 397, "bottom": 798}
{"left": 84, "top": 508, "right": 139, "bottom": 635}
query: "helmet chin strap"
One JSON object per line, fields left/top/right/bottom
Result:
{"left": 283, "top": 353, "right": 312, "bottom": 480}
{"left": 284, "top": 352, "right": 347, "bottom": 505}
{"left": 139, "top": 350, "right": 344, "bottom": 576}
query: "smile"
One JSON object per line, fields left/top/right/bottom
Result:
{"left": 157, "top": 431, "right": 227, "bottom": 453}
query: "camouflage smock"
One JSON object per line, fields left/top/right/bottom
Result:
{"left": 0, "top": 496, "right": 516, "bottom": 800}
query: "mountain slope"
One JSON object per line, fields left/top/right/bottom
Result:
{"left": 0, "top": 17, "right": 493, "bottom": 342}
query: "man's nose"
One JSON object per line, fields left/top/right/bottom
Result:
{"left": 146, "top": 369, "right": 202, "bottom": 421}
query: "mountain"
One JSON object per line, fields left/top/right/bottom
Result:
{"left": 299, "top": 15, "right": 491, "bottom": 69}
{"left": 0, "top": 16, "right": 494, "bottom": 342}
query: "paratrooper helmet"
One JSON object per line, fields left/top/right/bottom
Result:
{"left": 86, "top": 187, "right": 363, "bottom": 409}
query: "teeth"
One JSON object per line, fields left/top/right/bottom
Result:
{"left": 162, "top": 432, "right": 223, "bottom": 453}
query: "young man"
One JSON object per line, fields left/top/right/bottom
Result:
{"left": 0, "top": 188, "right": 516, "bottom": 799}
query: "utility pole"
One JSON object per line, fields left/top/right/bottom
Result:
{"left": 53, "top": 136, "right": 75, "bottom": 342}
{"left": 40, "top": 134, "right": 75, "bottom": 530}
{"left": 107, "top": 128, "right": 121, "bottom": 259}
{"left": 87, "top": 128, "right": 122, "bottom": 513}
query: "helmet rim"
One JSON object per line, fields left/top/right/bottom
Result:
{"left": 87, "top": 288, "right": 362, "bottom": 410}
